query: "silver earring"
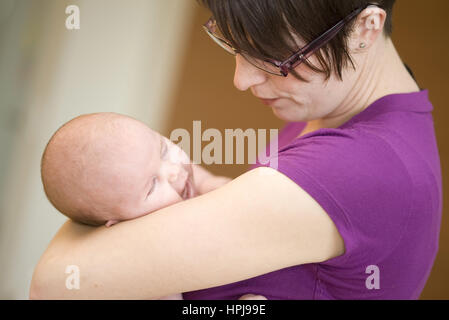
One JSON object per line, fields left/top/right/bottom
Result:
{"left": 359, "top": 43, "right": 366, "bottom": 49}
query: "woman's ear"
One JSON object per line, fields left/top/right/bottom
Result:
{"left": 349, "top": 6, "right": 387, "bottom": 52}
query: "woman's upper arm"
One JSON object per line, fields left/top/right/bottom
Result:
{"left": 30, "top": 166, "right": 344, "bottom": 299}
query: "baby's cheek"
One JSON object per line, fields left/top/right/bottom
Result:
{"left": 165, "top": 138, "right": 191, "bottom": 165}
{"left": 178, "top": 149, "right": 191, "bottom": 166}
{"left": 149, "top": 185, "right": 183, "bottom": 213}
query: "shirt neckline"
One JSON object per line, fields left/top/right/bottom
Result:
{"left": 284, "top": 89, "right": 432, "bottom": 144}
{"left": 342, "top": 89, "right": 431, "bottom": 128}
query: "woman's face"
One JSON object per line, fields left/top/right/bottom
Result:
{"left": 233, "top": 50, "right": 360, "bottom": 126}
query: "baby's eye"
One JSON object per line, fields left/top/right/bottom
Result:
{"left": 147, "top": 176, "right": 157, "bottom": 197}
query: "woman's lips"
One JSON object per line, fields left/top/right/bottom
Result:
{"left": 259, "top": 98, "right": 279, "bottom": 106}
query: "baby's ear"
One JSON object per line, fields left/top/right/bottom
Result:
{"left": 105, "top": 220, "right": 119, "bottom": 227}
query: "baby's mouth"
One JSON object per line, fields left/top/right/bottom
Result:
{"left": 180, "top": 163, "right": 194, "bottom": 200}
{"left": 181, "top": 179, "right": 193, "bottom": 200}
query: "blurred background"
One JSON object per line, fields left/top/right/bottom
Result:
{"left": 0, "top": 0, "right": 447, "bottom": 299}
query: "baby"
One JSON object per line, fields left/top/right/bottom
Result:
{"left": 41, "top": 112, "right": 266, "bottom": 300}
{"left": 41, "top": 113, "right": 197, "bottom": 228}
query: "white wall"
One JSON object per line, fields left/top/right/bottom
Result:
{"left": 0, "top": 0, "right": 195, "bottom": 299}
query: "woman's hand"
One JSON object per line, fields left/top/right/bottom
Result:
{"left": 238, "top": 294, "right": 268, "bottom": 300}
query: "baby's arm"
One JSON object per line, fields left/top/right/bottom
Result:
{"left": 191, "top": 164, "right": 232, "bottom": 195}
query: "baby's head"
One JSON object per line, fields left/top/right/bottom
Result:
{"left": 41, "top": 113, "right": 195, "bottom": 227}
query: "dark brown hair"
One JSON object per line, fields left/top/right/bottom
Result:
{"left": 199, "top": 0, "right": 396, "bottom": 81}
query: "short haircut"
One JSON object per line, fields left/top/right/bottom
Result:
{"left": 199, "top": 0, "right": 396, "bottom": 80}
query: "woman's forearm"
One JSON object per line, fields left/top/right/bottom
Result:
{"left": 30, "top": 166, "right": 232, "bottom": 299}
{"left": 30, "top": 167, "right": 343, "bottom": 299}
{"left": 31, "top": 215, "right": 184, "bottom": 299}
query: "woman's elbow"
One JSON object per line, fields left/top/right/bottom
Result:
{"left": 29, "top": 279, "right": 41, "bottom": 300}
{"left": 29, "top": 260, "right": 61, "bottom": 300}
{"left": 29, "top": 268, "right": 45, "bottom": 300}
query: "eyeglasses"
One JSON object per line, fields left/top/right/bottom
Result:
{"left": 203, "top": 3, "right": 380, "bottom": 77}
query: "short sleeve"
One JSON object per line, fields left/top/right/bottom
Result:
{"left": 266, "top": 128, "right": 414, "bottom": 267}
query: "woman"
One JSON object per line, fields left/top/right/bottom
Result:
{"left": 30, "top": 0, "right": 442, "bottom": 300}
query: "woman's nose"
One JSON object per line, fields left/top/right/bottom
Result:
{"left": 233, "top": 54, "right": 267, "bottom": 91}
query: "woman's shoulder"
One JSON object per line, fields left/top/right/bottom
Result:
{"left": 254, "top": 117, "right": 415, "bottom": 253}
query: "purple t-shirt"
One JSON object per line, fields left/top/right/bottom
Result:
{"left": 183, "top": 90, "right": 443, "bottom": 300}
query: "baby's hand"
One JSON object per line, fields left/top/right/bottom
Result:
{"left": 238, "top": 294, "right": 268, "bottom": 300}
{"left": 192, "top": 164, "right": 232, "bottom": 195}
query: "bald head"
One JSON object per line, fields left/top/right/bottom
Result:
{"left": 41, "top": 113, "right": 156, "bottom": 226}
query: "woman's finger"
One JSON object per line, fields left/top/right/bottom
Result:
{"left": 238, "top": 294, "right": 268, "bottom": 300}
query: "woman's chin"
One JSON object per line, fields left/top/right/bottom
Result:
{"left": 271, "top": 105, "right": 307, "bottom": 123}
{"left": 272, "top": 107, "right": 293, "bottom": 122}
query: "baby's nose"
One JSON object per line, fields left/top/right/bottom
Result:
{"left": 168, "top": 165, "right": 179, "bottom": 183}
{"left": 163, "top": 162, "right": 188, "bottom": 196}
{"left": 167, "top": 163, "right": 181, "bottom": 183}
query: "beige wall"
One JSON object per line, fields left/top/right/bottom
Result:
{"left": 165, "top": 0, "right": 449, "bottom": 299}
{"left": 0, "top": 0, "right": 195, "bottom": 299}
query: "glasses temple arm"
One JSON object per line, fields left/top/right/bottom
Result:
{"left": 284, "top": 5, "right": 368, "bottom": 68}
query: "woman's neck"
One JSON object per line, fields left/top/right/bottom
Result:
{"left": 365, "top": 37, "right": 420, "bottom": 104}
{"left": 301, "top": 37, "right": 420, "bottom": 136}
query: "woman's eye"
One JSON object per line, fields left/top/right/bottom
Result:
{"left": 147, "top": 177, "right": 157, "bottom": 197}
